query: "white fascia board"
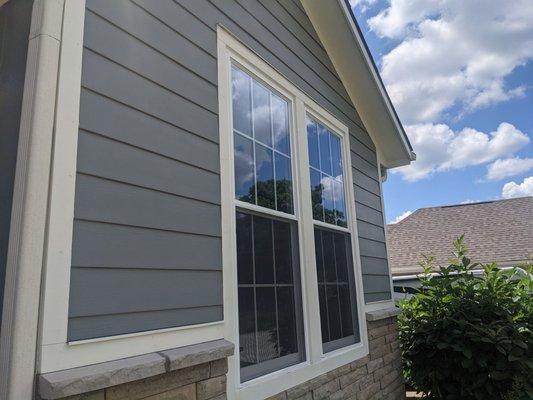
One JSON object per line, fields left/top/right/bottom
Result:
{"left": 300, "top": 0, "right": 415, "bottom": 168}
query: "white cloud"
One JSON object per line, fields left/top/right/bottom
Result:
{"left": 392, "top": 122, "right": 529, "bottom": 181}
{"left": 502, "top": 176, "right": 533, "bottom": 198}
{"left": 390, "top": 210, "right": 412, "bottom": 224}
{"left": 368, "top": 0, "right": 533, "bottom": 123}
{"left": 349, "top": 0, "right": 377, "bottom": 13}
{"left": 486, "top": 157, "right": 533, "bottom": 181}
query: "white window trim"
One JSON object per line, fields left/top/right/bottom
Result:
{"left": 217, "top": 26, "right": 369, "bottom": 400}
{"left": 36, "top": 1, "right": 224, "bottom": 374}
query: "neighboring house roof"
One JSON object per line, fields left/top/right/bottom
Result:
{"left": 301, "top": 0, "right": 415, "bottom": 168}
{"left": 387, "top": 197, "right": 533, "bottom": 276}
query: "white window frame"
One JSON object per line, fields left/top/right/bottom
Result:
{"left": 35, "top": 1, "right": 224, "bottom": 374}
{"left": 218, "top": 26, "right": 369, "bottom": 400}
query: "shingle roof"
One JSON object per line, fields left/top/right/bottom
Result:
{"left": 386, "top": 197, "right": 533, "bottom": 275}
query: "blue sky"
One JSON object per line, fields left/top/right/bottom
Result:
{"left": 350, "top": 0, "right": 533, "bottom": 223}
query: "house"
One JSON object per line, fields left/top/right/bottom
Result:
{"left": 0, "top": 0, "right": 415, "bottom": 399}
{"left": 387, "top": 197, "right": 533, "bottom": 293}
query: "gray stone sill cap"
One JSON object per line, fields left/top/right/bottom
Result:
{"left": 39, "top": 338, "right": 234, "bottom": 399}
{"left": 366, "top": 307, "right": 400, "bottom": 321}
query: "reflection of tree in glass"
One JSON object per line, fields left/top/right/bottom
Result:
{"left": 237, "top": 179, "right": 293, "bottom": 213}
{"left": 311, "top": 182, "right": 345, "bottom": 225}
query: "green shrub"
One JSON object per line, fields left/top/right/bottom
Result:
{"left": 398, "top": 236, "right": 533, "bottom": 400}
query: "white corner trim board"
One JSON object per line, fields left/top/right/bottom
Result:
{"left": 0, "top": 0, "right": 65, "bottom": 399}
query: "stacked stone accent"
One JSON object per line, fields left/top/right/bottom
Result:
{"left": 267, "top": 312, "right": 404, "bottom": 400}
{"left": 61, "top": 358, "right": 229, "bottom": 400}
{"left": 38, "top": 340, "right": 233, "bottom": 400}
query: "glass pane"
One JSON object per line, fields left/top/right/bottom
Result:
{"left": 256, "top": 287, "right": 278, "bottom": 362}
{"left": 326, "top": 285, "right": 342, "bottom": 341}
{"left": 314, "top": 227, "right": 359, "bottom": 350}
{"left": 232, "top": 66, "right": 252, "bottom": 136}
{"left": 239, "top": 287, "right": 257, "bottom": 368}
{"left": 318, "top": 284, "right": 329, "bottom": 343}
{"left": 322, "top": 174, "right": 335, "bottom": 224}
{"left": 272, "top": 94, "right": 290, "bottom": 155}
{"left": 333, "top": 180, "right": 347, "bottom": 227}
{"left": 334, "top": 233, "right": 348, "bottom": 283}
{"left": 339, "top": 284, "right": 354, "bottom": 337}
{"left": 314, "top": 229, "right": 325, "bottom": 283}
{"left": 234, "top": 133, "right": 255, "bottom": 204}
{"left": 252, "top": 81, "right": 272, "bottom": 147}
{"left": 236, "top": 212, "right": 253, "bottom": 284}
{"left": 277, "top": 287, "right": 298, "bottom": 356}
{"left": 274, "top": 220, "right": 293, "bottom": 284}
{"left": 330, "top": 134, "right": 343, "bottom": 178}
{"left": 310, "top": 168, "right": 324, "bottom": 221}
{"left": 255, "top": 143, "right": 275, "bottom": 209}
{"left": 306, "top": 118, "right": 319, "bottom": 169}
{"left": 253, "top": 216, "right": 274, "bottom": 284}
{"left": 322, "top": 230, "right": 336, "bottom": 282}
{"left": 307, "top": 117, "right": 347, "bottom": 227}
{"left": 232, "top": 66, "right": 293, "bottom": 215}
{"left": 275, "top": 153, "right": 293, "bottom": 214}
{"left": 318, "top": 124, "right": 332, "bottom": 175}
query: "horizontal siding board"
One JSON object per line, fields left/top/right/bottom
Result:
{"left": 259, "top": 0, "right": 334, "bottom": 74}
{"left": 360, "top": 256, "right": 390, "bottom": 276}
{"left": 84, "top": 10, "right": 218, "bottom": 113}
{"left": 79, "top": 90, "right": 220, "bottom": 172}
{"left": 354, "top": 184, "right": 382, "bottom": 211}
{"left": 358, "top": 238, "right": 388, "bottom": 259}
{"left": 356, "top": 203, "right": 384, "bottom": 227}
{"left": 81, "top": 49, "right": 218, "bottom": 143}
{"left": 351, "top": 151, "right": 379, "bottom": 181}
{"left": 357, "top": 220, "right": 386, "bottom": 242}
{"left": 72, "top": 220, "right": 222, "bottom": 271}
{"left": 68, "top": 306, "right": 223, "bottom": 341}
{"left": 275, "top": 0, "right": 323, "bottom": 49}
{"left": 132, "top": 0, "right": 217, "bottom": 56}
{"left": 86, "top": 0, "right": 216, "bottom": 84}
{"left": 362, "top": 275, "right": 391, "bottom": 294}
{"left": 77, "top": 131, "right": 220, "bottom": 205}
{"left": 364, "top": 292, "right": 392, "bottom": 303}
{"left": 350, "top": 135, "right": 377, "bottom": 166}
{"left": 353, "top": 169, "right": 380, "bottom": 195}
{"left": 69, "top": 267, "right": 222, "bottom": 317}
{"left": 74, "top": 174, "right": 221, "bottom": 237}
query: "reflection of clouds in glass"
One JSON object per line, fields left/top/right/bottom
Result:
{"left": 320, "top": 175, "right": 344, "bottom": 203}
{"left": 232, "top": 67, "right": 252, "bottom": 136}
{"left": 234, "top": 135, "right": 255, "bottom": 200}
{"left": 272, "top": 95, "right": 289, "bottom": 155}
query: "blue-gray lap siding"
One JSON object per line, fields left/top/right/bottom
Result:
{"left": 68, "top": 0, "right": 391, "bottom": 341}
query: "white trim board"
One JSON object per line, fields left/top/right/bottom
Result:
{"left": 0, "top": 0, "right": 65, "bottom": 398}
{"left": 217, "top": 26, "right": 370, "bottom": 400}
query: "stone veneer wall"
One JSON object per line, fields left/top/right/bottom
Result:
{"left": 266, "top": 313, "right": 405, "bottom": 400}
{"left": 39, "top": 310, "right": 403, "bottom": 400}
{"left": 60, "top": 359, "right": 228, "bottom": 400}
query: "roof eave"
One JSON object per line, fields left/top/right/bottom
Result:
{"left": 300, "top": 0, "right": 415, "bottom": 168}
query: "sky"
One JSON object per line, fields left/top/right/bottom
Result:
{"left": 349, "top": 0, "right": 533, "bottom": 224}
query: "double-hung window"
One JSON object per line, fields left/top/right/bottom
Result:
{"left": 231, "top": 65, "right": 306, "bottom": 382}
{"left": 219, "top": 27, "right": 365, "bottom": 394}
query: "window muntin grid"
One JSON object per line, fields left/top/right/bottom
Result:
{"left": 306, "top": 116, "right": 347, "bottom": 228}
